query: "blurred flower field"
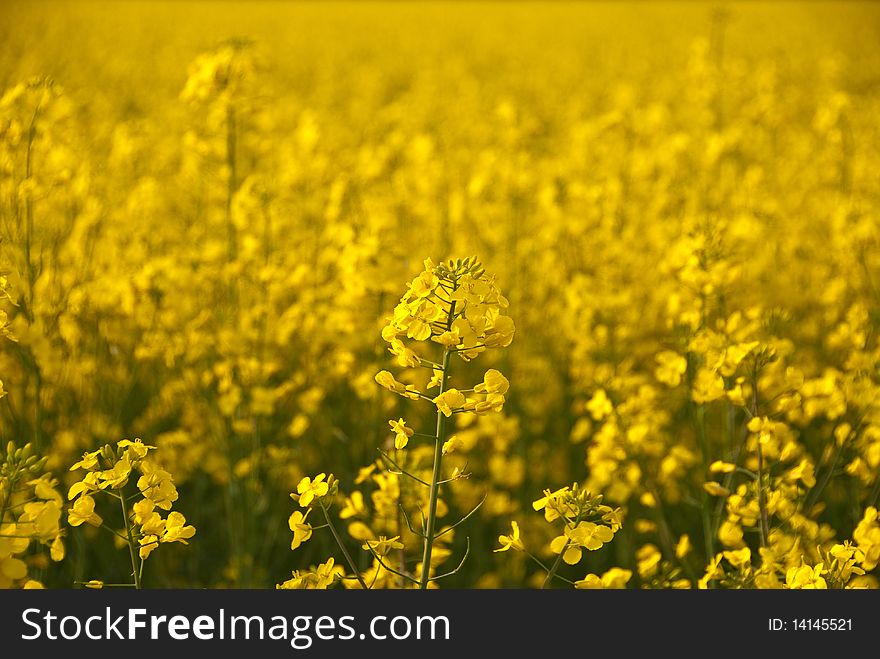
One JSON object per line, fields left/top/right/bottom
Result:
{"left": 1, "top": 1, "right": 880, "bottom": 589}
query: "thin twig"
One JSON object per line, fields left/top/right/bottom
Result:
{"left": 318, "top": 500, "right": 368, "bottom": 589}
{"left": 378, "top": 449, "right": 430, "bottom": 487}
{"left": 430, "top": 537, "right": 470, "bottom": 581}
{"left": 365, "top": 545, "right": 419, "bottom": 586}
{"left": 398, "top": 503, "right": 425, "bottom": 538}
{"left": 434, "top": 492, "right": 486, "bottom": 539}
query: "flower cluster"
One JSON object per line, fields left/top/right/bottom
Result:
{"left": 68, "top": 439, "right": 194, "bottom": 584}
{"left": 376, "top": 257, "right": 514, "bottom": 422}
{"left": 0, "top": 442, "right": 65, "bottom": 588}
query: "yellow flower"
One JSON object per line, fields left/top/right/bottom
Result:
{"left": 388, "top": 339, "right": 420, "bottom": 368}
{"left": 698, "top": 553, "right": 725, "bottom": 589}
{"left": 674, "top": 534, "right": 692, "bottom": 559}
{"left": 426, "top": 369, "right": 444, "bottom": 389}
{"left": 68, "top": 495, "right": 102, "bottom": 527}
{"left": 20, "top": 500, "right": 62, "bottom": 542}
{"left": 339, "top": 491, "right": 367, "bottom": 519}
{"left": 433, "top": 389, "right": 466, "bottom": 417}
{"left": 586, "top": 389, "right": 613, "bottom": 420}
{"left": 703, "top": 481, "right": 730, "bottom": 497}
{"left": 574, "top": 573, "right": 603, "bottom": 588}
{"left": 132, "top": 497, "right": 156, "bottom": 525}
{"left": 296, "top": 473, "right": 330, "bottom": 507}
{"left": 531, "top": 487, "right": 569, "bottom": 521}
{"left": 723, "top": 547, "right": 752, "bottom": 570}
{"left": 288, "top": 510, "right": 312, "bottom": 550}
{"left": 409, "top": 270, "right": 439, "bottom": 298}
{"left": 570, "top": 521, "right": 615, "bottom": 550}
{"left": 50, "top": 536, "right": 65, "bottom": 562}
{"left": 69, "top": 450, "right": 101, "bottom": 472}
{"left": 139, "top": 535, "right": 159, "bottom": 560}
{"left": 347, "top": 521, "right": 375, "bottom": 542}
{"left": 162, "top": 511, "right": 196, "bottom": 544}
{"left": 636, "top": 544, "right": 662, "bottom": 579}
{"left": 720, "top": 341, "right": 760, "bottom": 377}
{"left": 363, "top": 535, "right": 404, "bottom": 557}
{"left": 853, "top": 506, "right": 880, "bottom": 570}
{"left": 692, "top": 368, "right": 725, "bottom": 404}
{"left": 474, "top": 369, "right": 510, "bottom": 395}
{"left": 575, "top": 567, "right": 632, "bottom": 589}
{"left": 67, "top": 472, "right": 100, "bottom": 500}
{"left": 654, "top": 351, "right": 687, "bottom": 387}
{"left": 388, "top": 418, "right": 414, "bottom": 449}
{"left": 494, "top": 521, "right": 524, "bottom": 552}
{"left": 599, "top": 567, "right": 633, "bottom": 589}
{"left": 483, "top": 315, "right": 515, "bottom": 348}
{"left": 785, "top": 562, "right": 827, "bottom": 589}
{"left": 137, "top": 467, "right": 179, "bottom": 510}
{"left": 432, "top": 328, "right": 460, "bottom": 348}
{"left": 374, "top": 370, "right": 420, "bottom": 400}
{"left": 467, "top": 392, "right": 505, "bottom": 414}
{"left": 314, "top": 558, "right": 343, "bottom": 589}
{"left": 140, "top": 512, "right": 166, "bottom": 537}
{"left": 117, "top": 438, "right": 155, "bottom": 461}
{"left": 406, "top": 318, "right": 433, "bottom": 342}
{"left": 787, "top": 458, "right": 816, "bottom": 488}
{"left": 718, "top": 519, "right": 744, "bottom": 548}
{"left": 442, "top": 436, "right": 462, "bottom": 455}
{"left": 97, "top": 455, "right": 133, "bottom": 490}
{"left": 0, "top": 554, "right": 27, "bottom": 583}
{"left": 549, "top": 535, "right": 582, "bottom": 566}
{"left": 551, "top": 522, "right": 614, "bottom": 565}
{"left": 29, "top": 475, "right": 63, "bottom": 506}
{"left": 375, "top": 370, "right": 401, "bottom": 391}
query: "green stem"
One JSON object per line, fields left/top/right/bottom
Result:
{"left": 420, "top": 301, "right": 457, "bottom": 590}
{"left": 420, "top": 350, "right": 450, "bottom": 589}
{"left": 319, "top": 500, "right": 368, "bottom": 589}
{"left": 524, "top": 550, "right": 575, "bottom": 585}
{"left": 542, "top": 541, "right": 568, "bottom": 589}
{"left": 118, "top": 493, "right": 142, "bottom": 590}
{"left": 756, "top": 442, "right": 770, "bottom": 547}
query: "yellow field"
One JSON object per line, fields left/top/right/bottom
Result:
{"left": 1, "top": 1, "right": 879, "bottom": 589}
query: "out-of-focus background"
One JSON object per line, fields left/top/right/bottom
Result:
{"left": 1, "top": 1, "right": 879, "bottom": 589}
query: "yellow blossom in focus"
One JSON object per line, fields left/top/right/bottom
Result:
{"left": 388, "top": 418, "right": 414, "bottom": 449}
{"left": 288, "top": 510, "right": 313, "bottom": 550}
{"left": 494, "top": 521, "right": 524, "bottom": 552}
{"left": 433, "top": 389, "right": 466, "bottom": 417}
{"left": 68, "top": 495, "right": 102, "bottom": 527}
